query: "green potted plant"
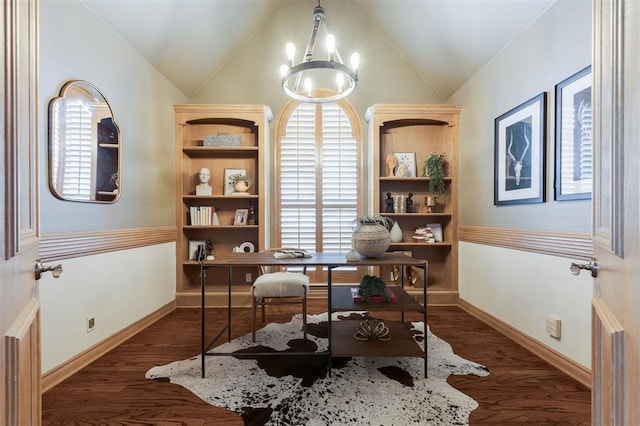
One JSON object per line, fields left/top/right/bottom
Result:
{"left": 358, "top": 274, "right": 391, "bottom": 303}
{"left": 423, "top": 152, "right": 446, "bottom": 195}
{"left": 353, "top": 214, "right": 392, "bottom": 228}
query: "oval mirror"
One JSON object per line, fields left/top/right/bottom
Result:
{"left": 48, "top": 80, "right": 121, "bottom": 203}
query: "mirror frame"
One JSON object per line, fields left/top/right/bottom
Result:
{"left": 48, "top": 80, "right": 121, "bottom": 203}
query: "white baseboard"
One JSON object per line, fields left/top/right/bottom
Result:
{"left": 458, "top": 298, "right": 591, "bottom": 389}
{"left": 41, "top": 301, "right": 176, "bottom": 393}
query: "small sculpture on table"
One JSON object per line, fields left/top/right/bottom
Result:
{"left": 384, "top": 192, "right": 395, "bottom": 213}
{"left": 354, "top": 318, "right": 391, "bottom": 342}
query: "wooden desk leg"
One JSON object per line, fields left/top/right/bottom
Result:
{"left": 201, "top": 262, "right": 206, "bottom": 378}
{"left": 227, "top": 266, "right": 232, "bottom": 342}
{"left": 328, "top": 265, "right": 334, "bottom": 377}
{"left": 423, "top": 261, "right": 428, "bottom": 378}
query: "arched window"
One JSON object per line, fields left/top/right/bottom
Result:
{"left": 274, "top": 100, "right": 363, "bottom": 282}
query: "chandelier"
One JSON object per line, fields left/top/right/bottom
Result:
{"left": 280, "top": 1, "right": 360, "bottom": 103}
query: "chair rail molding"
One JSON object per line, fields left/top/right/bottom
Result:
{"left": 39, "top": 226, "right": 177, "bottom": 262}
{"left": 457, "top": 226, "right": 592, "bottom": 260}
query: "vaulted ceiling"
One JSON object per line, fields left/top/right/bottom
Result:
{"left": 82, "top": 0, "right": 557, "bottom": 99}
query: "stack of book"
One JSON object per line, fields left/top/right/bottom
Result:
{"left": 189, "top": 206, "right": 220, "bottom": 226}
{"left": 412, "top": 226, "right": 435, "bottom": 243}
{"left": 411, "top": 224, "right": 443, "bottom": 243}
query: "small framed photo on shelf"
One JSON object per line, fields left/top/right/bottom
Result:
{"left": 393, "top": 152, "right": 417, "bottom": 177}
{"left": 188, "top": 240, "right": 206, "bottom": 260}
{"left": 233, "top": 208, "right": 249, "bottom": 225}
{"left": 426, "top": 223, "right": 443, "bottom": 242}
{"left": 223, "top": 168, "right": 246, "bottom": 195}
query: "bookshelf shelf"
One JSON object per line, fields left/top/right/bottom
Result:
{"left": 366, "top": 104, "right": 461, "bottom": 305}
{"left": 175, "top": 105, "right": 272, "bottom": 306}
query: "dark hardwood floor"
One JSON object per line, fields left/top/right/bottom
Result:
{"left": 42, "top": 300, "right": 591, "bottom": 425}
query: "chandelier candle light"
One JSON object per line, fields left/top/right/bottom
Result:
{"left": 280, "top": 1, "right": 360, "bottom": 103}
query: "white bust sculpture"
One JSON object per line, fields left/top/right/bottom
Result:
{"left": 195, "top": 167, "right": 212, "bottom": 195}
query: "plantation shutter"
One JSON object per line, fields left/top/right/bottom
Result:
{"left": 278, "top": 102, "right": 360, "bottom": 281}
{"left": 280, "top": 103, "right": 318, "bottom": 251}
{"left": 321, "top": 104, "right": 358, "bottom": 252}
{"left": 51, "top": 99, "right": 95, "bottom": 199}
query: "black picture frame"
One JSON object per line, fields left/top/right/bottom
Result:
{"left": 554, "top": 66, "right": 592, "bottom": 201}
{"left": 494, "top": 93, "right": 547, "bottom": 206}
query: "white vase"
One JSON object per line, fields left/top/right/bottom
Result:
{"left": 390, "top": 221, "right": 403, "bottom": 243}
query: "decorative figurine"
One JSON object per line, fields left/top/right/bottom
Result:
{"left": 195, "top": 167, "right": 212, "bottom": 195}
{"left": 385, "top": 192, "right": 395, "bottom": 213}
{"left": 406, "top": 192, "right": 414, "bottom": 213}
{"left": 386, "top": 154, "right": 397, "bottom": 177}
{"left": 247, "top": 202, "right": 256, "bottom": 225}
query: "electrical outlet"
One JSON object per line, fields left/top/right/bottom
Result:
{"left": 87, "top": 316, "right": 96, "bottom": 333}
{"left": 545, "top": 315, "right": 561, "bottom": 338}
{"left": 245, "top": 273, "right": 252, "bottom": 283}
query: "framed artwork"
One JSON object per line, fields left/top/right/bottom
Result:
{"left": 494, "top": 93, "right": 547, "bottom": 206}
{"left": 426, "top": 223, "right": 443, "bottom": 242}
{"left": 223, "top": 168, "right": 246, "bottom": 195}
{"left": 555, "top": 66, "right": 592, "bottom": 201}
{"left": 188, "top": 240, "right": 205, "bottom": 260}
{"left": 233, "top": 208, "right": 249, "bottom": 225}
{"left": 393, "top": 152, "right": 417, "bottom": 177}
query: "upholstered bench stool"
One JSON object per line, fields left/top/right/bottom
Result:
{"left": 251, "top": 271, "right": 310, "bottom": 342}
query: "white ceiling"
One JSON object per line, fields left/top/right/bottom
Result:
{"left": 81, "top": 0, "right": 557, "bottom": 99}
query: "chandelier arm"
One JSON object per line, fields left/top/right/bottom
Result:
{"left": 293, "top": 6, "right": 323, "bottom": 93}
{"left": 305, "top": 13, "right": 323, "bottom": 61}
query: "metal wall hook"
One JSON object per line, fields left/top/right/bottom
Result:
{"left": 569, "top": 258, "right": 599, "bottom": 278}
{"left": 35, "top": 260, "right": 63, "bottom": 280}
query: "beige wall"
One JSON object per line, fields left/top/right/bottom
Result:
{"left": 450, "top": 0, "right": 593, "bottom": 367}
{"left": 39, "top": 0, "right": 183, "bottom": 373}
{"left": 450, "top": 0, "right": 592, "bottom": 233}
{"left": 39, "top": 0, "right": 185, "bottom": 234}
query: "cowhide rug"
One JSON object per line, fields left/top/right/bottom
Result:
{"left": 146, "top": 312, "right": 489, "bottom": 425}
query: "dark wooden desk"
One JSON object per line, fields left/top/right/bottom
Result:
{"left": 199, "top": 252, "right": 428, "bottom": 377}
